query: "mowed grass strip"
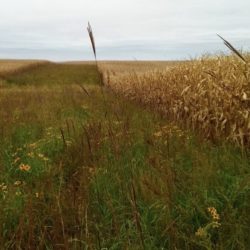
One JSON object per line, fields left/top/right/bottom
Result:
{"left": 0, "top": 60, "right": 48, "bottom": 77}
{"left": 3, "top": 62, "right": 99, "bottom": 86}
{"left": 0, "top": 62, "right": 249, "bottom": 249}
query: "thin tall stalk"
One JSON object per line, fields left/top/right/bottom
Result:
{"left": 87, "top": 22, "right": 96, "bottom": 60}
{"left": 86, "top": 21, "right": 111, "bottom": 124}
{"left": 87, "top": 22, "right": 104, "bottom": 86}
{"left": 217, "top": 34, "right": 246, "bottom": 63}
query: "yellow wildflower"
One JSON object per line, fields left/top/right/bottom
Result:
{"left": 14, "top": 180, "right": 22, "bottom": 186}
{"left": 19, "top": 163, "right": 31, "bottom": 172}
{"left": 0, "top": 183, "right": 7, "bottom": 191}
{"left": 13, "top": 157, "right": 21, "bottom": 164}
{"left": 212, "top": 221, "right": 221, "bottom": 228}
{"left": 27, "top": 152, "right": 34, "bottom": 158}
{"left": 208, "top": 207, "right": 220, "bottom": 221}
{"left": 15, "top": 191, "right": 22, "bottom": 196}
{"left": 154, "top": 131, "right": 163, "bottom": 137}
{"left": 29, "top": 143, "right": 37, "bottom": 148}
{"left": 195, "top": 227, "right": 207, "bottom": 238}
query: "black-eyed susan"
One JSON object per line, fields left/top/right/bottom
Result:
{"left": 19, "top": 163, "right": 31, "bottom": 172}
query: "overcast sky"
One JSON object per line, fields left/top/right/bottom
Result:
{"left": 0, "top": 0, "right": 249, "bottom": 61}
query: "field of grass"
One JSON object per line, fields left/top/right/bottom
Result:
{"left": 0, "top": 60, "right": 249, "bottom": 249}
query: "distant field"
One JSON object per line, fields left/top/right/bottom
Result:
{"left": 0, "top": 60, "right": 47, "bottom": 77}
{"left": 99, "top": 60, "right": 183, "bottom": 76}
{"left": 65, "top": 60, "right": 184, "bottom": 74}
{"left": 0, "top": 59, "right": 249, "bottom": 249}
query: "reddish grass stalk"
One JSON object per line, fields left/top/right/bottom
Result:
{"left": 130, "top": 181, "right": 145, "bottom": 250}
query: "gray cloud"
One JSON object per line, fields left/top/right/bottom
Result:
{"left": 0, "top": 0, "right": 249, "bottom": 60}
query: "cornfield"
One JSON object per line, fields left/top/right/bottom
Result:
{"left": 101, "top": 55, "right": 250, "bottom": 148}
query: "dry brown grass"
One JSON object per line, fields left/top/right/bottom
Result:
{"left": 0, "top": 60, "right": 47, "bottom": 77}
{"left": 101, "top": 55, "right": 250, "bottom": 148}
{"left": 99, "top": 60, "right": 183, "bottom": 76}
